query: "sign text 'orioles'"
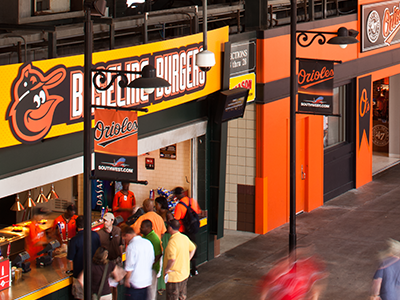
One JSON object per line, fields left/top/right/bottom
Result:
{"left": 298, "top": 66, "right": 334, "bottom": 85}
{"left": 94, "top": 117, "right": 138, "bottom": 145}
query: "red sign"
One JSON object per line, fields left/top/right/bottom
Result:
{"left": 0, "top": 260, "right": 10, "bottom": 291}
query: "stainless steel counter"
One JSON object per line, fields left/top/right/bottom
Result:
{"left": 0, "top": 256, "right": 71, "bottom": 300}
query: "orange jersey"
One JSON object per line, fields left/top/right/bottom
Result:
{"left": 53, "top": 214, "right": 78, "bottom": 243}
{"left": 112, "top": 190, "right": 136, "bottom": 222}
{"left": 26, "top": 221, "right": 47, "bottom": 261}
{"left": 174, "top": 197, "right": 201, "bottom": 232}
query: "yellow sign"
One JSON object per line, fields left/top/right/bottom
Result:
{"left": 0, "top": 27, "right": 229, "bottom": 149}
{"left": 229, "top": 72, "right": 256, "bottom": 102}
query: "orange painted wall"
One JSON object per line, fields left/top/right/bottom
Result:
{"left": 256, "top": 6, "right": 400, "bottom": 234}
{"left": 255, "top": 99, "right": 289, "bottom": 233}
{"left": 255, "top": 100, "right": 323, "bottom": 234}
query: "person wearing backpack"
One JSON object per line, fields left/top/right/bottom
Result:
{"left": 172, "top": 187, "right": 201, "bottom": 276}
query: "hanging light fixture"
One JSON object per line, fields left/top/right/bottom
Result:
{"left": 11, "top": 194, "right": 25, "bottom": 211}
{"left": 36, "top": 187, "right": 48, "bottom": 203}
{"left": 24, "top": 190, "right": 36, "bottom": 208}
{"left": 47, "top": 184, "right": 59, "bottom": 200}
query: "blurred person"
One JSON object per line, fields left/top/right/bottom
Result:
{"left": 155, "top": 196, "right": 174, "bottom": 294}
{"left": 371, "top": 239, "right": 400, "bottom": 300}
{"left": 113, "top": 181, "right": 136, "bottom": 223}
{"left": 163, "top": 219, "right": 196, "bottom": 300}
{"left": 52, "top": 203, "right": 78, "bottom": 250}
{"left": 67, "top": 216, "right": 101, "bottom": 300}
{"left": 140, "top": 220, "right": 162, "bottom": 300}
{"left": 121, "top": 225, "right": 154, "bottom": 300}
{"left": 98, "top": 212, "right": 124, "bottom": 300}
{"left": 155, "top": 196, "right": 173, "bottom": 223}
{"left": 172, "top": 187, "right": 201, "bottom": 276}
{"left": 26, "top": 207, "right": 49, "bottom": 262}
{"left": 259, "top": 247, "right": 327, "bottom": 300}
{"left": 90, "top": 247, "right": 118, "bottom": 300}
{"left": 132, "top": 199, "right": 166, "bottom": 241}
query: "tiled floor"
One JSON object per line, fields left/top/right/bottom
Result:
{"left": 219, "top": 229, "right": 258, "bottom": 254}
{"left": 372, "top": 153, "right": 400, "bottom": 175}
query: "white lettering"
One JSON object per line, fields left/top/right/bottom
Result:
{"left": 71, "top": 72, "right": 83, "bottom": 119}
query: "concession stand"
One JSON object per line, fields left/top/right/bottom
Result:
{"left": 0, "top": 27, "right": 229, "bottom": 299}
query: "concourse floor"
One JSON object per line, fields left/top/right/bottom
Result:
{"left": 158, "top": 164, "right": 400, "bottom": 300}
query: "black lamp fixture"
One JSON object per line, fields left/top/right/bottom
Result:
{"left": 289, "top": 0, "right": 359, "bottom": 255}
{"left": 92, "top": 65, "right": 170, "bottom": 95}
{"left": 297, "top": 26, "right": 359, "bottom": 49}
{"left": 83, "top": 1, "right": 171, "bottom": 299}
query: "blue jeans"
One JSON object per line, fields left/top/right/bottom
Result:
{"left": 125, "top": 286, "right": 148, "bottom": 300}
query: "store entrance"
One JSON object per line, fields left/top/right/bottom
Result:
{"left": 372, "top": 77, "right": 400, "bottom": 174}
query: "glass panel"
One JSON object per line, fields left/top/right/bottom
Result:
{"left": 324, "top": 85, "right": 346, "bottom": 148}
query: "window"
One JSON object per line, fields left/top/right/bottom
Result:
{"left": 324, "top": 85, "right": 346, "bottom": 148}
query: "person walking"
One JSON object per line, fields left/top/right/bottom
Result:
{"left": 172, "top": 187, "right": 201, "bottom": 276}
{"left": 121, "top": 225, "right": 154, "bottom": 300}
{"left": 97, "top": 212, "right": 124, "bottom": 300}
{"left": 90, "top": 247, "right": 118, "bottom": 300}
{"left": 164, "top": 219, "right": 196, "bottom": 300}
{"left": 371, "top": 239, "right": 400, "bottom": 300}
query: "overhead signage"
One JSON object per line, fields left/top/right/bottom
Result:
{"left": 229, "top": 72, "right": 256, "bottom": 102}
{"left": 0, "top": 26, "right": 229, "bottom": 149}
{"left": 217, "top": 88, "right": 249, "bottom": 123}
{"left": 229, "top": 40, "right": 256, "bottom": 76}
{"left": 358, "top": 75, "right": 372, "bottom": 148}
{"left": 361, "top": 0, "right": 400, "bottom": 52}
{"left": 297, "top": 59, "right": 334, "bottom": 115}
{"left": 93, "top": 109, "right": 138, "bottom": 181}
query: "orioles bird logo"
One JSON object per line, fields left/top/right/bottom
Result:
{"left": 7, "top": 64, "right": 66, "bottom": 143}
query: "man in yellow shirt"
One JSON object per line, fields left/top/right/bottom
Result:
{"left": 163, "top": 219, "right": 196, "bottom": 300}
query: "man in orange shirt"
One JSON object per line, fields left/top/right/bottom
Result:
{"left": 52, "top": 204, "right": 78, "bottom": 246}
{"left": 132, "top": 199, "right": 166, "bottom": 242}
{"left": 26, "top": 207, "right": 49, "bottom": 262}
{"left": 172, "top": 187, "right": 201, "bottom": 276}
{"left": 112, "top": 181, "right": 136, "bottom": 223}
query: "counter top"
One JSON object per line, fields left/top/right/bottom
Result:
{"left": 0, "top": 256, "right": 72, "bottom": 300}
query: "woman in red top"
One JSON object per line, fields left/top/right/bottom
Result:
{"left": 112, "top": 182, "right": 136, "bottom": 223}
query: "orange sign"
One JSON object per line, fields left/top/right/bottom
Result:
{"left": 94, "top": 109, "right": 138, "bottom": 181}
{"left": 94, "top": 109, "right": 138, "bottom": 156}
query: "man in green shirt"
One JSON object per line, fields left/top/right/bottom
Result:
{"left": 140, "top": 219, "right": 162, "bottom": 300}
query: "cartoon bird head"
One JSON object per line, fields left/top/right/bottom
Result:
{"left": 7, "top": 64, "right": 66, "bottom": 143}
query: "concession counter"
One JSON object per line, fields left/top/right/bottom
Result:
{"left": 0, "top": 214, "right": 103, "bottom": 300}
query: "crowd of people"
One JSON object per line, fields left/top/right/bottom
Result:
{"left": 26, "top": 183, "right": 201, "bottom": 300}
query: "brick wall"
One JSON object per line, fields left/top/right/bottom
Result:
{"left": 224, "top": 103, "right": 256, "bottom": 230}
{"left": 131, "top": 139, "right": 192, "bottom": 207}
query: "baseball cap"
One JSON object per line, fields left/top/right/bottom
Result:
{"left": 103, "top": 212, "right": 115, "bottom": 222}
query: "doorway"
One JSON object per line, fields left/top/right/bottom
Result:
{"left": 372, "top": 77, "right": 400, "bottom": 175}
